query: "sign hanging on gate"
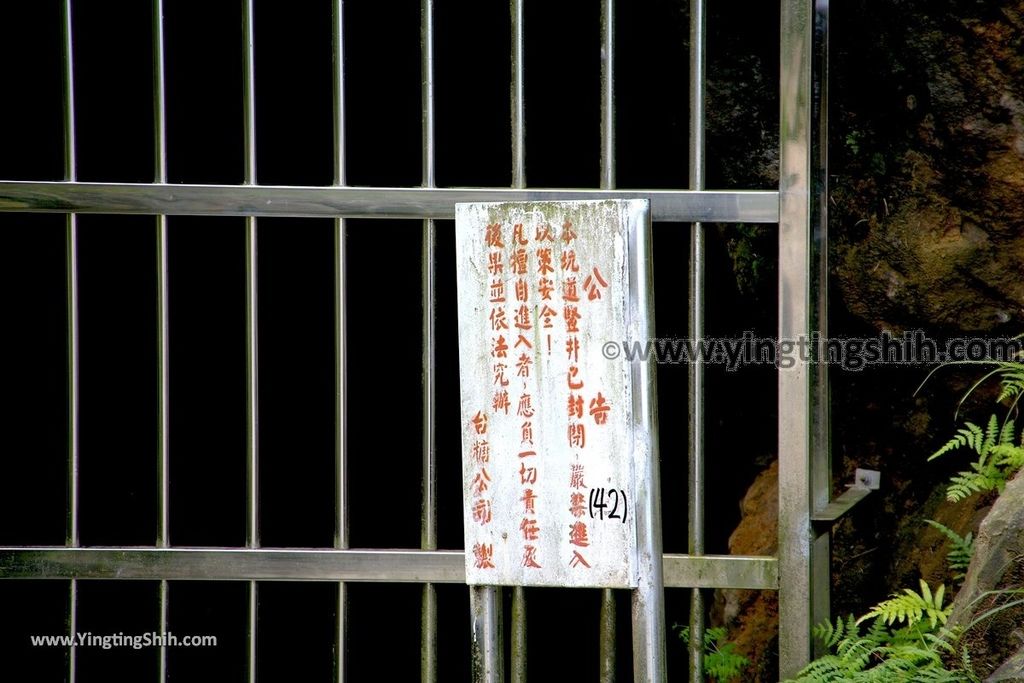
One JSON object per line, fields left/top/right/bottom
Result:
{"left": 455, "top": 199, "right": 651, "bottom": 589}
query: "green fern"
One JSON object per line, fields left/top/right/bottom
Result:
{"left": 924, "top": 519, "right": 973, "bottom": 583}
{"left": 674, "top": 624, "right": 749, "bottom": 682}
{"left": 856, "top": 580, "right": 950, "bottom": 629}
{"left": 785, "top": 616, "right": 970, "bottom": 683}
{"left": 929, "top": 413, "right": 1024, "bottom": 502}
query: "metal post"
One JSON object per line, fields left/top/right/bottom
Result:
{"left": 509, "top": 1, "right": 527, "bottom": 679}
{"left": 242, "top": 1, "right": 259, "bottom": 680}
{"left": 599, "top": 0, "right": 617, "bottom": 678}
{"left": 420, "top": 0, "right": 439, "bottom": 681}
{"left": 61, "top": 2, "right": 80, "bottom": 680}
{"left": 153, "top": 0, "right": 171, "bottom": 680}
{"left": 332, "top": 1, "right": 349, "bottom": 680}
{"left": 809, "top": 0, "right": 832, "bottom": 645}
{"left": 778, "top": 0, "right": 816, "bottom": 676}
{"left": 687, "top": 0, "right": 707, "bottom": 680}
{"left": 631, "top": 205, "right": 667, "bottom": 683}
{"left": 471, "top": 587, "right": 504, "bottom": 683}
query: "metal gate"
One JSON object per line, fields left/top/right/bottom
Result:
{"left": 0, "top": 0, "right": 845, "bottom": 680}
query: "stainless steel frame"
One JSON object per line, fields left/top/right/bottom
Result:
{"left": 0, "top": 182, "right": 777, "bottom": 223}
{"left": 687, "top": 0, "right": 708, "bottom": 680}
{"left": 0, "top": 549, "right": 776, "bottom": 589}
{"left": 0, "top": 1, "right": 838, "bottom": 680}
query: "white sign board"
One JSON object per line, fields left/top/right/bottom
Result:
{"left": 456, "top": 199, "right": 650, "bottom": 588}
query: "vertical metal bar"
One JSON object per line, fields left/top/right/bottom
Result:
{"left": 687, "top": 0, "right": 707, "bottom": 681}
{"left": 599, "top": 0, "right": 615, "bottom": 192}
{"left": 242, "top": 1, "right": 259, "bottom": 681}
{"left": 470, "top": 588, "right": 504, "bottom": 683}
{"left": 778, "top": 0, "right": 814, "bottom": 676}
{"left": 510, "top": 0, "right": 525, "bottom": 188}
{"left": 332, "top": 2, "right": 348, "bottom": 682}
{"left": 420, "top": 0, "right": 438, "bottom": 681}
{"left": 508, "top": 1, "right": 527, "bottom": 680}
{"left": 631, "top": 205, "right": 667, "bottom": 683}
{"left": 153, "top": 0, "right": 171, "bottom": 680}
{"left": 598, "top": 0, "right": 616, "bottom": 679}
{"left": 61, "top": 1, "right": 80, "bottom": 681}
{"left": 809, "top": 0, "right": 832, "bottom": 652}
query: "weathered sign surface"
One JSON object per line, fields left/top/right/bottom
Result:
{"left": 456, "top": 199, "right": 650, "bottom": 588}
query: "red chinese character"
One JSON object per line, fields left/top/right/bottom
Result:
{"left": 521, "top": 420, "right": 534, "bottom": 445}
{"left": 473, "top": 542, "right": 495, "bottom": 569}
{"left": 514, "top": 305, "right": 532, "bottom": 330}
{"left": 511, "top": 248, "right": 528, "bottom": 275}
{"left": 485, "top": 223, "right": 504, "bottom": 248}
{"left": 567, "top": 365, "right": 584, "bottom": 390}
{"left": 564, "top": 305, "right": 582, "bottom": 333}
{"left": 583, "top": 267, "right": 609, "bottom": 301}
{"left": 492, "top": 390, "right": 511, "bottom": 415}
{"left": 538, "top": 277, "right": 554, "bottom": 300}
{"left": 569, "top": 492, "right": 586, "bottom": 517}
{"left": 523, "top": 545, "right": 542, "bottom": 568}
{"left": 471, "top": 440, "right": 490, "bottom": 464}
{"left": 514, "top": 334, "right": 533, "bottom": 350}
{"left": 560, "top": 250, "right": 580, "bottom": 272}
{"left": 490, "top": 307, "right": 508, "bottom": 331}
{"left": 537, "top": 248, "right": 554, "bottom": 275}
{"left": 561, "top": 220, "right": 577, "bottom": 243}
{"left": 569, "top": 462, "right": 586, "bottom": 489}
{"left": 566, "top": 337, "right": 580, "bottom": 362}
{"left": 472, "top": 468, "right": 491, "bottom": 496}
{"left": 493, "top": 363, "right": 509, "bottom": 387}
{"left": 520, "top": 518, "right": 541, "bottom": 541}
{"left": 518, "top": 450, "right": 537, "bottom": 458}
{"left": 491, "top": 335, "right": 509, "bottom": 358}
{"left": 569, "top": 521, "right": 590, "bottom": 547}
{"left": 519, "top": 462, "right": 537, "bottom": 485}
{"left": 521, "top": 488, "right": 537, "bottom": 513}
{"left": 567, "top": 393, "right": 583, "bottom": 419}
{"left": 517, "top": 394, "right": 535, "bottom": 417}
{"left": 512, "top": 223, "right": 528, "bottom": 245}
{"left": 569, "top": 550, "right": 591, "bottom": 569}
{"left": 487, "top": 252, "right": 503, "bottom": 275}
{"left": 563, "top": 277, "right": 580, "bottom": 303}
{"left": 514, "top": 278, "right": 529, "bottom": 302}
{"left": 472, "top": 411, "right": 488, "bottom": 434}
{"left": 489, "top": 279, "right": 506, "bottom": 303}
{"left": 515, "top": 353, "right": 533, "bottom": 378}
{"left": 535, "top": 224, "right": 554, "bottom": 241}
{"left": 589, "top": 392, "right": 610, "bottom": 424}
{"left": 568, "top": 423, "right": 586, "bottom": 448}
{"left": 539, "top": 305, "right": 558, "bottom": 328}
{"left": 473, "top": 499, "right": 492, "bottom": 525}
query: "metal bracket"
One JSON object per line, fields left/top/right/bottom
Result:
{"left": 811, "top": 468, "right": 879, "bottom": 524}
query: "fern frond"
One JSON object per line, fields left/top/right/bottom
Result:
{"left": 984, "top": 414, "right": 1000, "bottom": 451}
{"left": 946, "top": 469, "right": 1001, "bottom": 502}
{"left": 786, "top": 613, "right": 968, "bottom": 683}
{"left": 925, "top": 519, "right": 974, "bottom": 581}
{"left": 999, "top": 418, "right": 1016, "bottom": 446}
{"left": 929, "top": 422, "right": 983, "bottom": 461}
{"left": 813, "top": 616, "right": 853, "bottom": 649}
{"left": 990, "top": 443, "right": 1024, "bottom": 470}
{"left": 673, "top": 623, "right": 748, "bottom": 682}
{"left": 997, "top": 370, "right": 1024, "bottom": 404}
{"left": 857, "top": 580, "right": 950, "bottom": 629}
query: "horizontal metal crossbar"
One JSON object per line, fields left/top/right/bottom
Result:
{"left": 0, "top": 548, "right": 777, "bottom": 590}
{"left": 0, "top": 182, "right": 779, "bottom": 223}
